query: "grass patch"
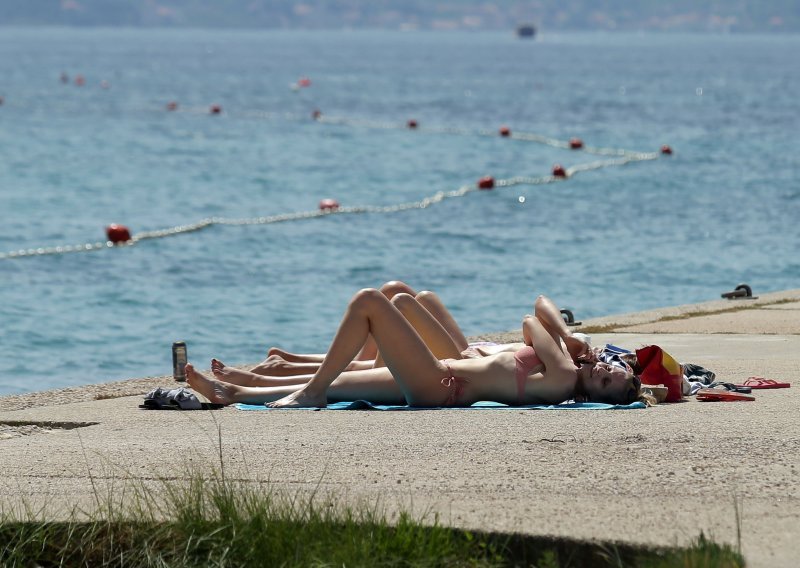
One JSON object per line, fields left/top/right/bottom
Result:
{"left": 1, "top": 476, "right": 745, "bottom": 567}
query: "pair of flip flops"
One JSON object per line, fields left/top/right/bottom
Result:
{"left": 141, "top": 387, "right": 222, "bottom": 410}
{"left": 735, "top": 377, "right": 791, "bottom": 390}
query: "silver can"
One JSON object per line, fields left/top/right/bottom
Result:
{"left": 172, "top": 341, "right": 187, "bottom": 381}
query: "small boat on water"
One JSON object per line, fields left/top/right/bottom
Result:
{"left": 516, "top": 23, "right": 536, "bottom": 38}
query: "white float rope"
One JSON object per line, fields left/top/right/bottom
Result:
{"left": 165, "top": 105, "right": 667, "bottom": 159}
{"left": 307, "top": 114, "right": 652, "bottom": 158}
{"left": 0, "top": 152, "right": 660, "bottom": 261}
{"left": 3, "top": 93, "right": 668, "bottom": 158}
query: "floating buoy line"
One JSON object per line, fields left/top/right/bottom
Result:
{"left": 170, "top": 104, "right": 659, "bottom": 159}
{"left": 0, "top": 151, "right": 661, "bottom": 261}
{"left": 1, "top": 93, "right": 671, "bottom": 260}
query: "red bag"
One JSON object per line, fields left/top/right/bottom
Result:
{"left": 635, "top": 345, "right": 684, "bottom": 402}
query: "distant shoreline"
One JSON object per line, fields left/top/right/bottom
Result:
{"left": 1, "top": 26, "right": 798, "bottom": 35}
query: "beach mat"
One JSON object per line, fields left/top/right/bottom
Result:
{"left": 235, "top": 400, "right": 646, "bottom": 411}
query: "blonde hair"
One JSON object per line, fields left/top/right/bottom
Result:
{"left": 630, "top": 376, "right": 658, "bottom": 406}
{"left": 619, "top": 353, "right": 658, "bottom": 406}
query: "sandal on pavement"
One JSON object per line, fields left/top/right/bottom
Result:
{"left": 696, "top": 388, "right": 755, "bottom": 402}
{"left": 736, "top": 377, "right": 790, "bottom": 389}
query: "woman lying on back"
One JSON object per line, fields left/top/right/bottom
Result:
{"left": 186, "top": 289, "right": 646, "bottom": 408}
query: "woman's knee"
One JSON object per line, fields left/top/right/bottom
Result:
{"left": 389, "top": 292, "right": 417, "bottom": 309}
{"left": 414, "top": 290, "right": 440, "bottom": 307}
{"left": 352, "top": 288, "right": 388, "bottom": 312}
{"left": 379, "top": 280, "right": 416, "bottom": 298}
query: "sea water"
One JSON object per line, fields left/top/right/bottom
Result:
{"left": 0, "top": 29, "right": 798, "bottom": 395}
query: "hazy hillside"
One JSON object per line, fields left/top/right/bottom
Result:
{"left": 2, "top": 0, "right": 797, "bottom": 31}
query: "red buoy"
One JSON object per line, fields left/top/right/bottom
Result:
{"left": 499, "top": 126, "right": 511, "bottom": 137}
{"left": 407, "top": 119, "right": 418, "bottom": 129}
{"left": 477, "top": 176, "right": 495, "bottom": 190}
{"left": 312, "top": 109, "right": 322, "bottom": 120}
{"left": 661, "top": 144, "right": 673, "bottom": 155}
{"left": 298, "top": 77, "right": 311, "bottom": 88}
{"left": 166, "top": 101, "right": 179, "bottom": 111}
{"left": 319, "top": 199, "right": 340, "bottom": 211}
{"left": 569, "top": 137, "right": 584, "bottom": 149}
{"left": 209, "top": 104, "right": 222, "bottom": 115}
{"left": 74, "top": 75, "right": 85, "bottom": 86}
{"left": 552, "top": 164, "right": 567, "bottom": 178}
{"left": 106, "top": 224, "right": 132, "bottom": 244}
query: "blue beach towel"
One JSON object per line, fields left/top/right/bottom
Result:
{"left": 235, "top": 400, "right": 645, "bottom": 411}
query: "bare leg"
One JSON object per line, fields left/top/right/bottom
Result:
{"left": 325, "top": 367, "right": 405, "bottom": 403}
{"left": 249, "top": 349, "right": 327, "bottom": 376}
{"left": 356, "top": 280, "right": 418, "bottom": 361}
{"left": 370, "top": 293, "right": 462, "bottom": 368}
{"left": 267, "top": 289, "right": 452, "bottom": 408}
{"left": 257, "top": 282, "right": 418, "bottom": 368}
{"left": 267, "top": 347, "right": 325, "bottom": 363}
{"left": 250, "top": 354, "right": 375, "bottom": 376}
{"left": 212, "top": 358, "right": 312, "bottom": 387}
{"left": 187, "top": 363, "right": 303, "bottom": 405}
{"left": 189, "top": 363, "right": 405, "bottom": 405}
{"left": 251, "top": 356, "right": 329, "bottom": 377}
{"left": 414, "top": 290, "right": 469, "bottom": 351}
{"left": 253, "top": 284, "right": 464, "bottom": 375}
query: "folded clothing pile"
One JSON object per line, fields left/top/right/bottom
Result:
{"left": 140, "top": 387, "right": 223, "bottom": 410}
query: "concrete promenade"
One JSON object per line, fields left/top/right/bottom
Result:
{"left": 1, "top": 289, "right": 798, "bottom": 566}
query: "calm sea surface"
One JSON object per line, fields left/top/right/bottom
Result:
{"left": 1, "top": 29, "right": 798, "bottom": 395}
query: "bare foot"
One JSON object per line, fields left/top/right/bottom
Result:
{"left": 267, "top": 347, "right": 291, "bottom": 359}
{"left": 210, "top": 358, "right": 260, "bottom": 386}
{"left": 249, "top": 354, "right": 290, "bottom": 376}
{"left": 266, "top": 387, "right": 327, "bottom": 408}
{"left": 185, "top": 363, "right": 238, "bottom": 405}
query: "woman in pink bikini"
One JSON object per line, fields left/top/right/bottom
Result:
{"left": 186, "top": 289, "right": 645, "bottom": 408}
